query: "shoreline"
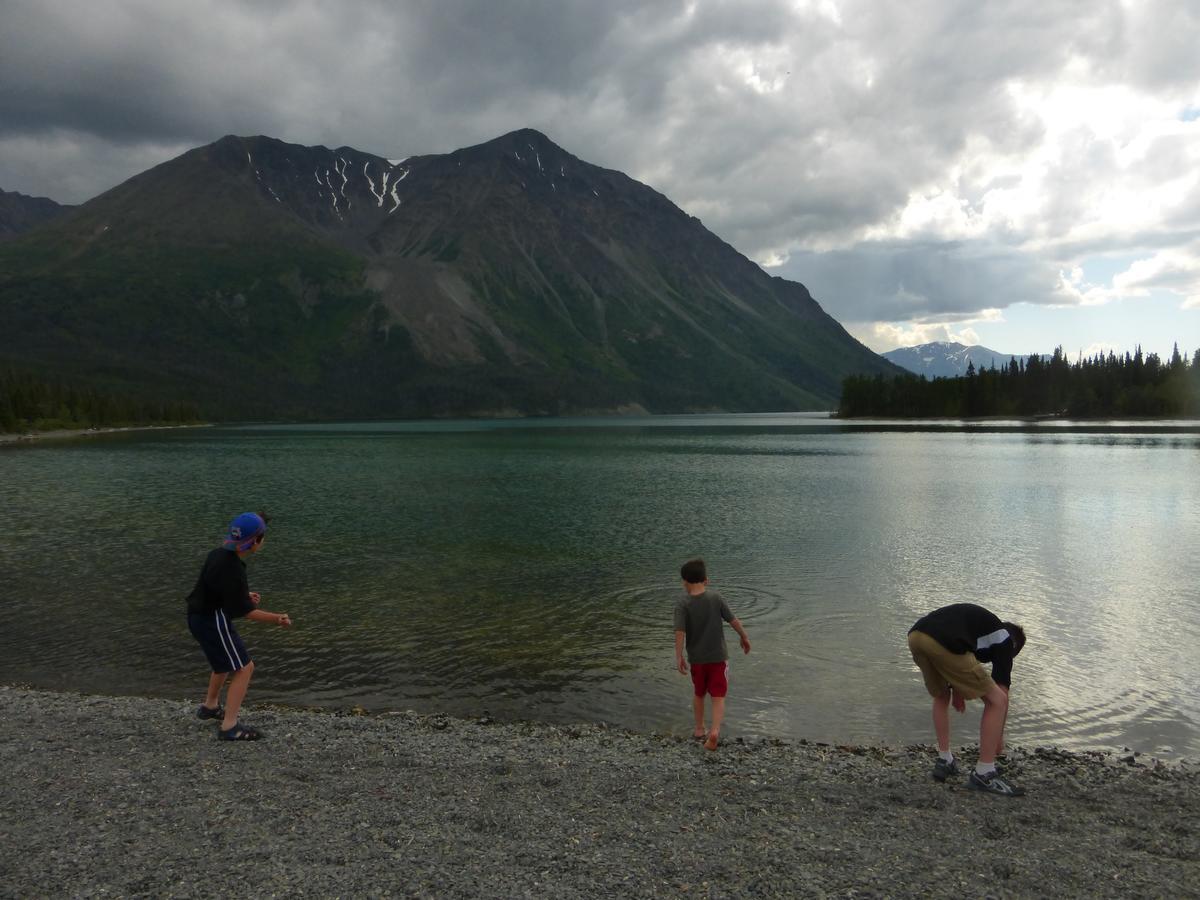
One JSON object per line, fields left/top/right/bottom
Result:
{"left": 0, "top": 422, "right": 211, "bottom": 444}
{"left": 4, "top": 415, "right": 1198, "bottom": 444}
{"left": 2, "top": 686, "right": 1196, "bottom": 897}
{"left": 832, "top": 413, "right": 1200, "bottom": 426}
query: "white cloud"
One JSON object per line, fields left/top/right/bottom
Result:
{"left": 1060, "top": 241, "right": 1200, "bottom": 308}
{"left": 851, "top": 320, "right": 987, "bottom": 353}
{"left": 1081, "top": 341, "right": 1122, "bottom": 357}
{"left": 866, "top": 80, "right": 1200, "bottom": 257}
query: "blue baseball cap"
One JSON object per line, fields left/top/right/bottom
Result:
{"left": 223, "top": 512, "right": 267, "bottom": 552}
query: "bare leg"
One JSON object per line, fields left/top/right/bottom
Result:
{"left": 932, "top": 689, "right": 951, "bottom": 753}
{"left": 692, "top": 695, "right": 706, "bottom": 737}
{"left": 997, "top": 686, "right": 1010, "bottom": 756}
{"left": 203, "top": 672, "right": 228, "bottom": 710}
{"left": 704, "top": 697, "right": 726, "bottom": 750}
{"left": 220, "top": 661, "right": 255, "bottom": 731}
{"left": 979, "top": 683, "right": 1009, "bottom": 764}
{"left": 710, "top": 696, "right": 726, "bottom": 737}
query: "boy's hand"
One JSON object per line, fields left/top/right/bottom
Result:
{"left": 740, "top": 635, "right": 751, "bottom": 655}
{"left": 277, "top": 613, "right": 292, "bottom": 627}
{"left": 676, "top": 656, "right": 688, "bottom": 675}
{"left": 249, "top": 592, "right": 261, "bottom": 606}
{"left": 951, "top": 688, "right": 966, "bottom": 713}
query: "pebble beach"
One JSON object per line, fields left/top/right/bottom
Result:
{"left": 2, "top": 686, "right": 1197, "bottom": 898}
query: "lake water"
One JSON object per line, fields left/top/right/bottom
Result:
{"left": 3, "top": 414, "right": 1199, "bottom": 757}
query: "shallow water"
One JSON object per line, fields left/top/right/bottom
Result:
{"left": 2, "top": 414, "right": 1198, "bottom": 756}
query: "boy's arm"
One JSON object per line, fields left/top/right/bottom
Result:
{"left": 990, "top": 647, "right": 1014, "bottom": 689}
{"left": 730, "top": 618, "right": 751, "bottom": 654}
{"left": 674, "top": 631, "right": 687, "bottom": 673}
{"left": 245, "top": 608, "right": 292, "bottom": 627}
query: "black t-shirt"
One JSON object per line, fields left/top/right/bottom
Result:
{"left": 186, "top": 548, "right": 254, "bottom": 618}
{"left": 909, "top": 603, "right": 1017, "bottom": 686}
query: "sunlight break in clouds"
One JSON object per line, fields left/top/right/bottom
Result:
{"left": 837, "top": 70, "right": 1200, "bottom": 334}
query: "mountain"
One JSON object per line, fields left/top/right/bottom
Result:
{"left": 0, "top": 188, "right": 73, "bottom": 241}
{"left": 0, "top": 129, "right": 900, "bottom": 419}
{"left": 883, "top": 342, "right": 1029, "bottom": 378}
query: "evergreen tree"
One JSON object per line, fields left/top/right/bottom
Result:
{"left": 839, "top": 339, "right": 1200, "bottom": 418}
{"left": 0, "top": 366, "right": 202, "bottom": 432}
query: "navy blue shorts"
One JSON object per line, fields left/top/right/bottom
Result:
{"left": 188, "top": 611, "right": 252, "bottom": 673}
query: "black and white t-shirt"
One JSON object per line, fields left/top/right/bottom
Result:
{"left": 909, "top": 603, "right": 1017, "bottom": 686}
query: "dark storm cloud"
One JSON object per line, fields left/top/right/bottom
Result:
{"left": 778, "top": 240, "right": 1067, "bottom": 324}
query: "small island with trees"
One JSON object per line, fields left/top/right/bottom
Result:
{"left": 840, "top": 345, "right": 1200, "bottom": 419}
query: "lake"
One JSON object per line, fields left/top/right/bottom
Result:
{"left": 2, "top": 414, "right": 1198, "bottom": 757}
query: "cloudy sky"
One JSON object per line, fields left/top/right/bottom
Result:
{"left": 2, "top": 0, "right": 1198, "bottom": 358}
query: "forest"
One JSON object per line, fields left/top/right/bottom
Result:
{"left": 0, "top": 368, "right": 201, "bottom": 433}
{"left": 839, "top": 345, "right": 1200, "bottom": 418}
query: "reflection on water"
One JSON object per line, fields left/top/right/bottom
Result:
{"left": 2, "top": 416, "right": 1198, "bottom": 756}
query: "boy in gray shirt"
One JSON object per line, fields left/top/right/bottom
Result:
{"left": 674, "top": 558, "right": 751, "bottom": 751}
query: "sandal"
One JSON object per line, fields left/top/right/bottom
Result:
{"left": 217, "top": 722, "right": 264, "bottom": 741}
{"left": 196, "top": 704, "right": 224, "bottom": 721}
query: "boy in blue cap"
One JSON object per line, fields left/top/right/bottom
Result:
{"left": 186, "top": 511, "right": 292, "bottom": 741}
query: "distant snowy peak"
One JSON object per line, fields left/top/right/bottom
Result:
{"left": 883, "top": 342, "right": 1031, "bottom": 378}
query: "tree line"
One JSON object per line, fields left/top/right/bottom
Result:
{"left": 0, "top": 368, "right": 202, "bottom": 433}
{"left": 839, "top": 345, "right": 1200, "bottom": 418}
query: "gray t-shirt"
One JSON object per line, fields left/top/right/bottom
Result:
{"left": 673, "top": 589, "right": 735, "bottom": 664}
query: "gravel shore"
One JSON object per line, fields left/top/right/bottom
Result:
{"left": 1, "top": 686, "right": 1196, "bottom": 898}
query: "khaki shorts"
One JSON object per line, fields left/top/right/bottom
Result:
{"left": 907, "top": 630, "right": 995, "bottom": 700}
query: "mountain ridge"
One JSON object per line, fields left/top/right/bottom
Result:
{"left": 0, "top": 188, "right": 74, "bottom": 241}
{"left": 0, "top": 129, "right": 900, "bottom": 418}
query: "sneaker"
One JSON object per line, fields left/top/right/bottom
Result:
{"left": 967, "top": 770, "right": 1025, "bottom": 797}
{"left": 931, "top": 758, "right": 959, "bottom": 782}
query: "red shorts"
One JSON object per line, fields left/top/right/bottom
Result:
{"left": 690, "top": 661, "right": 729, "bottom": 698}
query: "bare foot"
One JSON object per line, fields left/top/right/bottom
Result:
{"left": 692, "top": 729, "right": 707, "bottom": 740}
{"left": 704, "top": 733, "right": 719, "bottom": 751}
